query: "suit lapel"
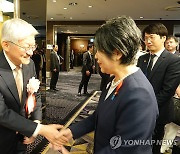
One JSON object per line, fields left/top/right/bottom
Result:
{"left": 22, "top": 64, "right": 30, "bottom": 106}
{"left": 140, "top": 54, "right": 149, "bottom": 75}
{"left": 148, "top": 50, "right": 167, "bottom": 80}
{"left": 0, "top": 52, "right": 21, "bottom": 105}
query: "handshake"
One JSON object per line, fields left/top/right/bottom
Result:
{"left": 39, "top": 124, "right": 72, "bottom": 153}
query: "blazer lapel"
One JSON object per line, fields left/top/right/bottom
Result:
{"left": 0, "top": 52, "right": 20, "bottom": 105}
{"left": 148, "top": 50, "right": 167, "bottom": 80}
{"left": 140, "top": 54, "right": 149, "bottom": 75}
{"left": 22, "top": 64, "right": 30, "bottom": 106}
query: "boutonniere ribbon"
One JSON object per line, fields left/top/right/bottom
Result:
{"left": 25, "top": 77, "right": 40, "bottom": 115}
{"left": 111, "top": 81, "right": 123, "bottom": 100}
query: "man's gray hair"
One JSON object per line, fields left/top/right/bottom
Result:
{"left": 1, "top": 18, "right": 39, "bottom": 44}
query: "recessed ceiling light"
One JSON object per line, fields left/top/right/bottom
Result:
{"left": 88, "top": 5, "right": 93, "bottom": 8}
{"left": 140, "top": 16, "right": 144, "bottom": 19}
{"left": 64, "top": 7, "right": 68, "bottom": 10}
{"left": 69, "top": 2, "right": 77, "bottom": 6}
{"left": 51, "top": 17, "right": 54, "bottom": 20}
{"left": 53, "top": 0, "right": 56, "bottom": 2}
{"left": 70, "top": 17, "right": 73, "bottom": 19}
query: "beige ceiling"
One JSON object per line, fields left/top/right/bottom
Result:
{"left": 20, "top": 0, "right": 46, "bottom": 26}
{"left": 47, "top": 0, "right": 180, "bottom": 34}
{"left": 47, "top": 0, "right": 180, "bottom": 21}
{"left": 20, "top": 0, "right": 180, "bottom": 34}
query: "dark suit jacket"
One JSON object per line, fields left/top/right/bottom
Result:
{"left": 174, "top": 50, "right": 180, "bottom": 56}
{"left": 82, "top": 51, "right": 93, "bottom": 73}
{"left": 50, "top": 51, "right": 60, "bottom": 72}
{"left": 0, "top": 51, "right": 42, "bottom": 153}
{"left": 137, "top": 50, "right": 180, "bottom": 124}
{"left": 70, "top": 69, "right": 158, "bottom": 154}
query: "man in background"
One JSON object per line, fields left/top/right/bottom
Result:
{"left": 165, "top": 35, "right": 179, "bottom": 55}
{"left": 0, "top": 18, "right": 63, "bottom": 154}
{"left": 165, "top": 36, "right": 180, "bottom": 154}
{"left": 137, "top": 23, "right": 180, "bottom": 154}
{"left": 50, "top": 44, "right": 60, "bottom": 91}
{"left": 78, "top": 44, "right": 94, "bottom": 96}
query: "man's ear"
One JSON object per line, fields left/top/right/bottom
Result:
{"left": 162, "top": 36, "right": 166, "bottom": 42}
{"left": 1, "top": 41, "right": 10, "bottom": 52}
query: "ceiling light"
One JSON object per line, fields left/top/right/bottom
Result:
{"left": 80, "top": 44, "right": 84, "bottom": 48}
{"left": 64, "top": 7, "right": 68, "bottom": 10}
{"left": 0, "top": 0, "right": 14, "bottom": 12}
{"left": 53, "top": 0, "right": 56, "bottom": 2}
{"left": 69, "top": 2, "right": 77, "bottom": 6}
{"left": 140, "top": 16, "right": 144, "bottom": 19}
{"left": 51, "top": 17, "right": 54, "bottom": 20}
{"left": 88, "top": 5, "right": 93, "bottom": 8}
{"left": 70, "top": 17, "right": 73, "bottom": 19}
{"left": 165, "top": 6, "right": 180, "bottom": 11}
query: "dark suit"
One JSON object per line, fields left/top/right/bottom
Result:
{"left": 31, "top": 52, "right": 41, "bottom": 79}
{"left": 70, "top": 69, "right": 158, "bottom": 154}
{"left": 50, "top": 51, "right": 60, "bottom": 90}
{"left": 78, "top": 51, "right": 94, "bottom": 94}
{"left": 137, "top": 50, "right": 180, "bottom": 153}
{"left": 174, "top": 50, "right": 180, "bottom": 56}
{"left": 0, "top": 51, "right": 42, "bottom": 154}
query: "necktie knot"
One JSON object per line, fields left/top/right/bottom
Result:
{"left": 150, "top": 54, "right": 156, "bottom": 59}
{"left": 15, "top": 66, "right": 21, "bottom": 72}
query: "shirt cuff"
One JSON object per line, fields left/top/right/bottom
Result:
{"left": 32, "top": 123, "right": 42, "bottom": 137}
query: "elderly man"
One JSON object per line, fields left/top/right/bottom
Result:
{"left": 0, "top": 18, "right": 63, "bottom": 154}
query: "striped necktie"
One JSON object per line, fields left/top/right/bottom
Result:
{"left": 147, "top": 54, "right": 156, "bottom": 76}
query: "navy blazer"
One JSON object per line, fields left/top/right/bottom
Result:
{"left": 70, "top": 69, "right": 158, "bottom": 154}
{"left": 0, "top": 51, "right": 42, "bottom": 153}
{"left": 137, "top": 50, "right": 180, "bottom": 124}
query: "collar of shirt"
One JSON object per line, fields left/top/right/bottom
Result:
{"left": 105, "top": 79, "right": 121, "bottom": 100}
{"left": 172, "top": 50, "right": 176, "bottom": 54}
{"left": 88, "top": 51, "right": 91, "bottom": 55}
{"left": 149, "top": 48, "right": 164, "bottom": 68}
{"left": 150, "top": 48, "right": 165, "bottom": 58}
{"left": 3, "top": 51, "right": 22, "bottom": 70}
{"left": 3, "top": 51, "right": 23, "bottom": 91}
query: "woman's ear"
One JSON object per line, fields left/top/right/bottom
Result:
{"left": 113, "top": 49, "right": 122, "bottom": 61}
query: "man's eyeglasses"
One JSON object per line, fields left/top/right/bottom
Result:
{"left": 9, "top": 41, "right": 37, "bottom": 52}
{"left": 143, "top": 35, "right": 157, "bottom": 42}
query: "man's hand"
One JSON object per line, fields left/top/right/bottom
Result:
{"left": 58, "top": 145, "right": 70, "bottom": 154}
{"left": 23, "top": 136, "right": 35, "bottom": 144}
{"left": 49, "top": 144, "right": 70, "bottom": 154}
{"left": 86, "top": 70, "right": 90, "bottom": 76}
{"left": 56, "top": 128, "right": 73, "bottom": 145}
{"left": 39, "top": 124, "right": 64, "bottom": 146}
{"left": 49, "top": 128, "right": 73, "bottom": 152}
